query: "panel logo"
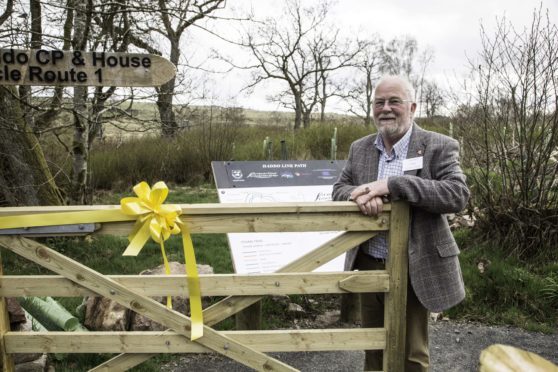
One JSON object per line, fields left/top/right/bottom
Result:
{"left": 316, "top": 169, "right": 336, "bottom": 180}
{"left": 280, "top": 171, "right": 294, "bottom": 179}
{"left": 231, "top": 169, "right": 243, "bottom": 179}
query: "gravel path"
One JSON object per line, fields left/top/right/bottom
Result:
{"left": 163, "top": 320, "right": 557, "bottom": 371}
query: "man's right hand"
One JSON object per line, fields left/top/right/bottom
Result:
{"left": 353, "top": 195, "right": 385, "bottom": 216}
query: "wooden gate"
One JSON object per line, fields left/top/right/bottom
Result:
{"left": 0, "top": 201, "right": 409, "bottom": 372}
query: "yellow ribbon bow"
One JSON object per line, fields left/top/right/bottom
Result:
{"left": 120, "top": 181, "right": 203, "bottom": 340}
{"left": 120, "top": 181, "right": 182, "bottom": 256}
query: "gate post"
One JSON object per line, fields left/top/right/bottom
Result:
{"left": 0, "top": 250, "right": 15, "bottom": 372}
{"left": 384, "top": 201, "right": 410, "bottom": 371}
{"left": 235, "top": 301, "right": 262, "bottom": 330}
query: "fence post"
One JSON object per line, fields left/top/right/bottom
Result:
{"left": 339, "top": 293, "right": 361, "bottom": 324}
{"left": 330, "top": 127, "right": 338, "bottom": 160}
{"left": 0, "top": 251, "right": 15, "bottom": 372}
{"left": 235, "top": 301, "right": 262, "bottom": 330}
{"left": 280, "top": 140, "right": 288, "bottom": 160}
{"left": 263, "top": 137, "right": 273, "bottom": 160}
{"left": 263, "top": 136, "right": 269, "bottom": 159}
{"left": 384, "top": 201, "right": 410, "bottom": 372}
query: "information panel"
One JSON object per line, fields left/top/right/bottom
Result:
{"left": 212, "top": 160, "right": 347, "bottom": 274}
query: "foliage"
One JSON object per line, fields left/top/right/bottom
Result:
{"left": 454, "top": 8, "right": 558, "bottom": 260}
{"left": 40, "top": 110, "right": 455, "bottom": 194}
{"left": 42, "top": 119, "right": 374, "bottom": 191}
{"left": 447, "top": 229, "right": 557, "bottom": 333}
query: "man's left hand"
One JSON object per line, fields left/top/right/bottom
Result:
{"left": 350, "top": 179, "right": 390, "bottom": 216}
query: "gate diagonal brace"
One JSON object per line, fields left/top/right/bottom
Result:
{"left": 0, "top": 236, "right": 298, "bottom": 372}
{"left": 93, "top": 230, "right": 377, "bottom": 371}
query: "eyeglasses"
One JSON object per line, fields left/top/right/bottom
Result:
{"left": 373, "top": 98, "right": 412, "bottom": 109}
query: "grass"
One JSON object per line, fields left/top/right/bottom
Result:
{"left": 447, "top": 229, "right": 558, "bottom": 333}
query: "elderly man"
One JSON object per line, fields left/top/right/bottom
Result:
{"left": 333, "top": 75, "right": 469, "bottom": 371}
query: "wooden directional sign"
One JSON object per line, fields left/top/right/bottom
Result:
{"left": 0, "top": 49, "right": 176, "bottom": 87}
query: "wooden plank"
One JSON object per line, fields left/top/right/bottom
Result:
{"left": 97, "top": 212, "right": 389, "bottom": 235}
{"left": 0, "top": 49, "right": 176, "bottom": 87}
{"left": 98, "top": 231, "right": 377, "bottom": 371}
{"left": 383, "top": 201, "right": 410, "bottom": 372}
{"left": 279, "top": 231, "right": 376, "bottom": 273}
{"left": 87, "top": 354, "right": 153, "bottom": 372}
{"left": 0, "top": 203, "right": 389, "bottom": 235}
{"left": 0, "top": 271, "right": 389, "bottom": 297}
{"left": 0, "top": 202, "right": 391, "bottom": 215}
{"left": 5, "top": 329, "right": 385, "bottom": 353}
{"left": 0, "top": 236, "right": 297, "bottom": 372}
{"left": 338, "top": 274, "right": 390, "bottom": 293}
{"left": 479, "top": 344, "right": 558, "bottom": 372}
{"left": 0, "top": 250, "right": 15, "bottom": 372}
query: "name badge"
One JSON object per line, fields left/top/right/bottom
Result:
{"left": 402, "top": 156, "right": 423, "bottom": 171}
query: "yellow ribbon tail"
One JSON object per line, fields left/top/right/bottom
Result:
{"left": 181, "top": 224, "right": 203, "bottom": 340}
{"left": 122, "top": 221, "right": 151, "bottom": 256}
{"left": 159, "top": 241, "right": 173, "bottom": 309}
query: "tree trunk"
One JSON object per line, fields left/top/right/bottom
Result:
{"left": 320, "top": 97, "right": 326, "bottom": 123}
{"left": 17, "top": 0, "right": 42, "bottom": 133}
{"left": 69, "top": 0, "right": 90, "bottom": 204}
{"left": 0, "top": 87, "right": 63, "bottom": 206}
{"left": 302, "top": 110, "right": 312, "bottom": 128}
{"left": 320, "top": 75, "right": 326, "bottom": 122}
{"left": 157, "top": 78, "right": 178, "bottom": 137}
{"left": 365, "top": 73, "right": 373, "bottom": 127}
{"left": 158, "top": 39, "right": 180, "bottom": 137}
{"left": 70, "top": 90, "right": 89, "bottom": 204}
{"left": 293, "top": 93, "right": 303, "bottom": 130}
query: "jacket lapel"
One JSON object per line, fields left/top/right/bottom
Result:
{"left": 404, "top": 124, "right": 427, "bottom": 177}
{"left": 367, "top": 134, "right": 380, "bottom": 182}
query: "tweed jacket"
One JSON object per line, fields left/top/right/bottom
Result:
{"left": 332, "top": 124, "right": 470, "bottom": 312}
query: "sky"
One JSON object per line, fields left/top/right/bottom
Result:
{"left": 183, "top": 0, "right": 558, "bottom": 114}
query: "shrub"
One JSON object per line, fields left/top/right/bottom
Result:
{"left": 84, "top": 119, "right": 372, "bottom": 190}
{"left": 454, "top": 9, "right": 558, "bottom": 260}
{"left": 449, "top": 229, "right": 557, "bottom": 332}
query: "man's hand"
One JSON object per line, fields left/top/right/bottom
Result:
{"left": 350, "top": 179, "right": 390, "bottom": 216}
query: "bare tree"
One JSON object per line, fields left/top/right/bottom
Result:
{"left": 0, "top": 0, "right": 14, "bottom": 25}
{"left": 68, "top": 0, "right": 133, "bottom": 203}
{"left": 123, "top": 0, "right": 226, "bottom": 137}
{"left": 345, "top": 38, "right": 383, "bottom": 126}
{"left": 344, "top": 36, "right": 427, "bottom": 125}
{"left": 0, "top": 1, "right": 150, "bottom": 204}
{"left": 69, "top": 0, "right": 91, "bottom": 204}
{"left": 313, "top": 31, "right": 357, "bottom": 122}
{"left": 0, "top": 1, "right": 63, "bottom": 206}
{"left": 239, "top": 0, "right": 359, "bottom": 129}
{"left": 422, "top": 80, "right": 444, "bottom": 118}
{"left": 415, "top": 47, "right": 435, "bottom": 116}
{"left": 456, "top": 7, "right": 558, "bottom": 259}
{"left": 380, "top": 35, "right": 418, "bottom": 77}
